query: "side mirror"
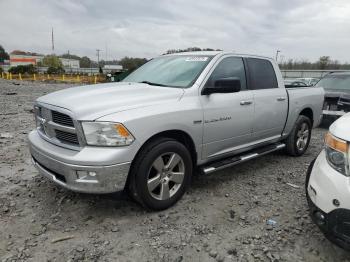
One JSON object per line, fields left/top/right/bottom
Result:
{"left": 202, "top": 78, "right": 241, "bottom": 95}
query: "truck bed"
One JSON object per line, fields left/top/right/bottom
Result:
{"left": 283, "top": 86, "right": 325, "bottom": 137}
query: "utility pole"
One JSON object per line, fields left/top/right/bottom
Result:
{"left": 96, "top": 49, "right": 101, "bottom": 66}
{"left": 275, "top": 50, "right": 281, "bottom": 62}
{"left": 105, "top": 42, "right": 108, "bottom": 61}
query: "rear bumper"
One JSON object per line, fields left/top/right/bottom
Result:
{"left": 29, "top": 130, "right": 131, "bottom": 193}
{"left": 323, "top": 110, "right": 346, "bottom": 117}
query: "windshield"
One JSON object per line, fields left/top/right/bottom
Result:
{"left": 122, "top": 55, "right": 213, "bottom": 88}
{"left": 316, "top": 75, "right": 350, "bottom": 91}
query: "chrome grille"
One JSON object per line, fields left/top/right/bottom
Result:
{"left": 55, "top": 129, "right": 79, "bottom": 144}
{"left": 34, "top": 105, "right": 80, "bottom": 148}
{"left": 52, "top": 110, "right": 74, "bottom": 127}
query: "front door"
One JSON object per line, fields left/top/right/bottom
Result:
{"left": 200, "top": 56, "right": 254, "bottom": 160}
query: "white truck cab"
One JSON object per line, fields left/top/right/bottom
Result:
{"left": 306, "top": 113, "right": 350, "bottom": 250}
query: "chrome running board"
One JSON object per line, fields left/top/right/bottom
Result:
{"left": 201, "top": 143, "right": 286, "bottom": 175}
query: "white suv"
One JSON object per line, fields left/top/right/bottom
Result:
{"left": 306, "top": 113, "right": 350, "bottom": 250}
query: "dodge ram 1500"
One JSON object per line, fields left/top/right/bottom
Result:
{"left": 29, "top": 52, "right": 325, "bottom": 210}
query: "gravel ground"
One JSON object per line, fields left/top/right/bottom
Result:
{"left": 0, "top": 78, "right": 349, "bottom": 262}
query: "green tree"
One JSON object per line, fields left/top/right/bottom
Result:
{"left": 60, "top": 53, "right": 81, "bottom": 60}
{"left": 119, "top": 57, "right": 148, "bottom": 71}
{"left": 42, "top": 55, "right": 63, "bottom": 68}
{"left": 80, "top": 56, "right": 92, "bottom": 68}
{"left": 9, "top": 64, "right": 37, "bottom": 74}
{"left": 164, "top": 47, "right": 222, "bottom": 54}
{"left": 318, "top": 56, "right": 330, "bottom": 70}
{"left": 42, "top": 55, "right": 64, "bottom": 74}
{"left": 0, "top": 45, "right": 9, "bottom": 62}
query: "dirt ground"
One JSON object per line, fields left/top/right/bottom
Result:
{"left": 0, "top": 78, "right": 349, "bottom": 262}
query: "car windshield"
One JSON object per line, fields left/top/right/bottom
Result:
{"left": 122, "top": 55, "right": 213, "bottom": 88}
{"left": 316, "top": 75, "right": 350, "bottom": 91}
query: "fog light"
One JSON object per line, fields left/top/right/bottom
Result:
{"left": 314, "top": 211, "right": 326, "bottom": 226}
{"left": 76, "top": 171, "right": 97, "bottom": 179}
{"left": 76, "top": 170, "right": 98, "bottom": 183}
{"left": 88, "top": 171, "right": 97, "bottom": 177}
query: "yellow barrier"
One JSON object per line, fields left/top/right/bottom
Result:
{"left": 1, "top": 73, "right": 105, "bottom": 84}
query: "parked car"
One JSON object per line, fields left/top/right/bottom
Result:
{"left": 28, "top": 51, "right": 324, "bottom": 210}
{"left": 306, "top": 113, "right": 350, "bottom": 250}
{"left": 316, "top": 72, "right": 350, "bottom": 121}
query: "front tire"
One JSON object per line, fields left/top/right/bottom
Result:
{"left": 285, "top": 115, "right": 312, "bottom": 156}
{"left": 128, "top": 138, "right": 193, "bottom": 210}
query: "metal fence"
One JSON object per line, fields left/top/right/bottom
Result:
{"left": 281, "top": 70, "right": 350, "bottom": 79}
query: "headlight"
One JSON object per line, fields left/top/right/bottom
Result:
{"left": 324, "top": 132, "right": 349, "bottom": 176}
{"left": 81, "top": 122, "right": 134, "bottom": 146}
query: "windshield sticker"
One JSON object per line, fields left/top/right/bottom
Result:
{"left": 185, "top": 57, "right": 208, "bottom": 62}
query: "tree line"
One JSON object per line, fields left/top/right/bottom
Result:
{"left": 279, "top": 56, "right": 350, "bottom": 70}
{"left": 3, "top": 44, "right": 350, "bottom": 73}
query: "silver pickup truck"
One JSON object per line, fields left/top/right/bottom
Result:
{"left": 28, "top": 52, "right": 324, "bottom": 210}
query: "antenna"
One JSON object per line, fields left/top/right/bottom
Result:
{"left": 51, "top": 28, "right": 55, "bottom": 53}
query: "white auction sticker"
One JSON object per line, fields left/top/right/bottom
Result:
{"left": 185, "top": 57, "right": 208, "bottom": 62}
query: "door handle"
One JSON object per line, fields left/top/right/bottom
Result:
{"left": 240, "top": 100, "right": 253, "bottom": 105}
{"left": 277, "top": 97, "right": 286, "bottom": 101}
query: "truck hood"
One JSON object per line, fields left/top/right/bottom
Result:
{"left": 37, "top": 82, "right": 184, "bottom": 120}
{"left": 330, "top": 113, "right": 350, "bottom": 142}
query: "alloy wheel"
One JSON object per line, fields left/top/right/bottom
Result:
{"left": 147, "top": 152, "right": 185, "bottom": 201}
{"left": 296, "top": 122, "right": 310, "bottom": 151}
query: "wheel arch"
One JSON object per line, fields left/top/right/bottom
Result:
{"left": 299, "top": 107, "right": 314, "bottom": 125}
{"left": 125, "top": 129, "right": 198, "bottom": 188}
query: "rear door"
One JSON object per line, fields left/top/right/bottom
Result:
{"left": 200, "top": 56, "right": 255, "bottom": 159}
{"left": 245, "top": 58, "right": 288, "bottom": 141}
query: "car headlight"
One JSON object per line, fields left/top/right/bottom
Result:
{"left": 324, "top": 132, "right": 349, "bottom": 176}
{"left": 81, "top": 122, "right": 134, "bottom": 146}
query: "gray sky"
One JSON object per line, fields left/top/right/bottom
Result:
{"left": 1, "top": 0, "right": 350, "bottom": 62}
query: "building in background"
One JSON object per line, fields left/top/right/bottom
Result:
{"left": 10, "top": 50, "right": 43, "bottom": 67}
{"left": 59, "top": 57, "right": 80, "bottom": 69}
{"left": 9, "top": 50, "right": 80, "bottom": 69}
{"left": 103, "top": 64, "right": 123, "bottom": 73}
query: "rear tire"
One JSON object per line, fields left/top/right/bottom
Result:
{"left": 128, "top": 138, "right": 192, "bottom": 210}
{"left": 285, "top": 115, "right": 312, "bottom": 156}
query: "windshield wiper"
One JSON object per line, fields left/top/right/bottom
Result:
{"left": 139, "top": 81, "right": 168, "bottom": 87}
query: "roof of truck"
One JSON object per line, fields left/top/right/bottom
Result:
{"left": 162, "top": 51, "right": 274, "bottom": 60}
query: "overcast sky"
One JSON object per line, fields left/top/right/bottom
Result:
{"left": 1, "top": 0, "right": 350, "bottom": 62}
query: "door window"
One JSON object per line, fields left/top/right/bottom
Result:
{"left": 205, "top": 57, "right": 247, "bottom": 90}
{"left": 246, "top": 58, "right": 278, "bottom": 90}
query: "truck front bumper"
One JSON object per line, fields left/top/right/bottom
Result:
{"left": 306, "top": 151, "right": 350, "bottom": 250}
{"left": 28, "top": 130, "right": 132, "bottom": 194}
